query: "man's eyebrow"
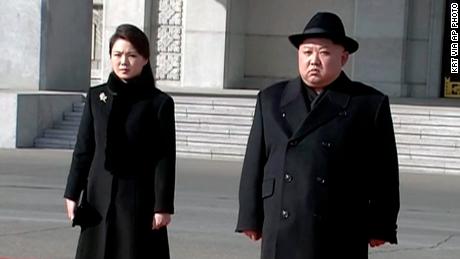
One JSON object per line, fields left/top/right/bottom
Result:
{"left": 300, "top": 45, "right": 330, "bottom": 50}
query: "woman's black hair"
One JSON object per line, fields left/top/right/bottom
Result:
{"left": 109, "top": 24, "right": 150, "bottom": 59}
{"left": 109, "top": 24, "right": 155, "bottom": 86}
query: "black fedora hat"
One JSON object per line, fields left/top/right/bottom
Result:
{"left": 288, "top": 12, "right": 359, "bottom": 53}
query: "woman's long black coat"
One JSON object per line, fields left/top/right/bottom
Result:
{"left": 64, "top": 74, "right": 175, "bottom": 259}
{"left": 236, "top": 73, "right": 400, "bottom": 259}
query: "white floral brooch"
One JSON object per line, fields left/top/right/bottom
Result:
{"left": 99, "top": 92, "right": 107, "bottom": 103}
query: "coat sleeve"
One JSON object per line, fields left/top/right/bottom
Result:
{"left": 368, "top": 95, "right": 400, "bottom": 244}
{"left": 236, "top": 93, "right": 267, "bottom": 233}
{"left": 64, "top": 89, "right": 96, "bottom": 201}
{"left": 153, "top": 96, "right": 176, "bottom": 214}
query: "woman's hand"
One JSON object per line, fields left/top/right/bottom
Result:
{"left": 65, "top": 198, "right": 76, "bottom": 220}
{"left": 152, "top": 213, "right": 171, "bottom": 230}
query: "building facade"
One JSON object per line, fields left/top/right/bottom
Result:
{"left": 89, "top": 0, "right": 451, "bottom": 98}
{"left": 0, "top": 0, "right": 459, "bottom": 149}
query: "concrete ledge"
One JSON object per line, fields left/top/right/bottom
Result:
{"left": 0, "top": 91, "right": 85, "bottom": 148}
{"left": 163, "top": 89, "right": 460, "bottom": 106}
{"left": 160, "top": 86, "right": 259, "bottom": 98}
{"left": 391, "top": 97, "right": 460, "bottom": 107}
{"left": 0, "top": 93, "right": 18, "bottom": 148}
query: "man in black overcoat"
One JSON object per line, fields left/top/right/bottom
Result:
{"left": 236, "top": 12, "right": 400, "bottom": 259}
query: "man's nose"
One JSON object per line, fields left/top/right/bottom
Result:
{"left": 309, "top": 52, "right": 320, "bottom": 65}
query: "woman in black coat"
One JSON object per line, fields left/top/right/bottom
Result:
{"left": 64, "top": 24, "right": 175, "bottom": 259}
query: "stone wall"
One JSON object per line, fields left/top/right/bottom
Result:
{"left": 0, "top": 0, "right": 92, "bottom": 92}
{"left": 0, "top": 1, "right": 41, "bottom": 90}
{"left": 224, "top": 0, "right": 445, "bottom": 98}
{"left": 92, "top": 0, "right": 446, "bottom": 97}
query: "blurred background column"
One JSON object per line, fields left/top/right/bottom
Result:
{"left": 0, "top": 0, "right": 92, "bottom": 92}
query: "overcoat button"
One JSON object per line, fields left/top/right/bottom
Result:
{"left": 284, "top": 173, "right": 293, "bottom": 183}
{"left": 316, "top": 176, "right": 326, "bottom": 184}
{"left": 313, "top": 213, "right": 323, "bottom": 221}
{"left": 339, "top": 111, "right": 348, "bottom": 117}
{"left": 289, "top": 140, "right": 298, "bottom": 146}
{"left": 321, "top": 141, "right": 332, "bottom": 148}
{"left": 281, "top": 210, "right": 289, "bottom": 219}
{"left": 282, "top": 112, "right": 286, "bottom": 118}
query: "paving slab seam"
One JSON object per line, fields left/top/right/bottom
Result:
{"left": 369, "top": 234, "right": 457, "bottom": 254}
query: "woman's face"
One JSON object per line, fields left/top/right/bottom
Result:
{"left": 110, "top": 38, "right": 148, "bottom": 81}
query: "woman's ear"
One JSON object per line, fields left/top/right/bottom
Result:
{"left": 142, "top": 58, "right": 149, "bottom": 67}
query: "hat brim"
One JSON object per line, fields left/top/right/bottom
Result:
{"left": 288, "top": 30, "right": 359, "bottom": 53}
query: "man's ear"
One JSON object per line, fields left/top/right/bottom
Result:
{"left": 341, "top": 51, "right": 349, "bottom": 66}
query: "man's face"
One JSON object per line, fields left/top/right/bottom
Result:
{"left": 298, "top": 38, "right": 349, "bottom": 90}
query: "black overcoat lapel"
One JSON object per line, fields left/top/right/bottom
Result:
{"left": 104, "top": 84, "right": 117, "bottom": 117}
{"left": 279, "top": 77, "right": 308, "bottom": 137}
{"left": 290, "top": 82, "right": 350, "bottom": 141}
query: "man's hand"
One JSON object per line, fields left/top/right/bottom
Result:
{"left": 65, "top": 198, "right": 76, "bottom": 221}
{"left": 243, "top": 230, "right": 262, "bottom": 241}
{"left": 152, "top": 213, "right": 171, "bottom": 230}
{"left": 369, "top": 239, "right": 386, "bottom": 247}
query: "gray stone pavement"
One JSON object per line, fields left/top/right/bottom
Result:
{"left": 0, "top": 148, "right": 459, "bottom": 259}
